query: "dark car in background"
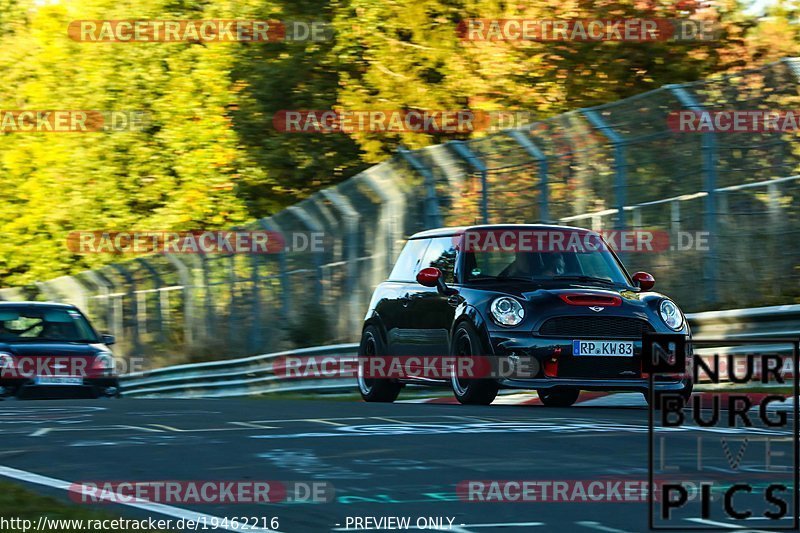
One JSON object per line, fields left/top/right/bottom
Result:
{"left": 0, "top": 302, "right": 119, "bottom": 399}
{"left": 358, "top": 224, "right": 692, "bottom": 405}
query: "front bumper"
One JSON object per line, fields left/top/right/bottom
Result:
{"left": 0, "top": 377, "right": 120, "bottom": 399}
{"left": 488, "top": 330, "right": 691, "bottom": 392}
{"left": 498, "top": 377, "right": 690, "bottom": 393}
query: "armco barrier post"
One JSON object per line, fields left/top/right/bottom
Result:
{"left": 669, "top": 84, "right": 719, "bottom": 304}
{"left": 506, "top": 129, "right": 550, "bottom": 223}
{"left": 449, "top": 140, "right": 489, "bottom": 224}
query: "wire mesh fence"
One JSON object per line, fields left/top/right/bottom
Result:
{"left": 2, "top": 58, "right": 799, "bottom": 368}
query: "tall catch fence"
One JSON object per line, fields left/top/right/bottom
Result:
{"left": 2, "top": 58, "right": 799, "bottom": 368}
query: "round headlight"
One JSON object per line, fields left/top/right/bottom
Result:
{"left": 659, "top": 299, "right": 684, "bottom": 331}
{"left": 93, "top": 353, "right": 115, "bottom": 372}
{"left": 490, "top": 297, "right": 525, "bottom": 327}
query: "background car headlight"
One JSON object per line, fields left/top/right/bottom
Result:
{"left": 659, "top": 299, "right": 684, "bottom": 330}
{"left": 92, "top": 353, "right": 115, "bottom": 372}
{"left": 490, "top": 297, "right": 525, "bottom": 326}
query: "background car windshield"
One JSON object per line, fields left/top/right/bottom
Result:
{"left": 464, "top": 249, "right": 630, "bottom": 285}
{"left": 0, "top": 307, "right": 99, "bottom": 342}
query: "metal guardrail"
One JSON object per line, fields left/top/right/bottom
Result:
{"left": 121, "top": 344, "right": 358, "bottom": 398}
{"left": 121, "top": 304, "right": 800, "bottom": 398}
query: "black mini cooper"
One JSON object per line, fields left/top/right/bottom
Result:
{"left": 357, "top": 224, "right": 692, "bottom": 405}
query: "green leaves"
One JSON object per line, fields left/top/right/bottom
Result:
{"left": 0, "top": 0, "right": 795, "bottom": 285}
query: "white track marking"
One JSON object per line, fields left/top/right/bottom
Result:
{"left": 309, "top": 419, "right": 347, "bottom": 426}
{"left": 0, "top": 465, "right": 282, "bottom": 533}
{"left": 492, "top": 393, "right": 538, "bottom": 405}
{"left": 228, "top": 421, "right": 278, "bottom": 429}
{"left": 687, "top": 518, "right": 774, "bottom": 531}
{"left": 576, "top": 521, "right": 636, "bottom": 532}
{"left": 578, "top": 393, "right": 646, "bottom": 407}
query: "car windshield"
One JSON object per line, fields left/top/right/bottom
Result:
{"left": 460, "top": 228, "right": 632, "bottom": 286}
{"left": 463, "top": 249, "right": 631, "bottom": 287}
{"left": 0, "top": 306, "right": 99, "bottom": 343}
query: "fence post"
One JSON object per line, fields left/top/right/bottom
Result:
{"left": 34, "top": 281, "right": 64, "bottom": 302}
{"left": 246, "top": 243, "right": 263, "bottom": 353}
{"left": 195, "top": 253, "right": 213, "bottom": 343}
{"left": 321, "top": 188, "right": 361, "bottom": 340}
{"left": 98, "top": 267, "right": 123, "bottom": 346}
{"left": 449, "top": 140, "right": 489, "bottom": 224}
{"left": 668, "top": 84, "right": 719, "bottom": 304}
{"left": 361, "top": 166, "right": 406, "bottom": 279}
{"left": 165, "top": 254, "right": 193, "bottom": 348}
{"left": 135, "top": 258, "right": 166, "bottom": 344}
{"left": 82, "top": 270, "right": 114, "bottom": 334}
{"left": 258, "top": 218, "right": 290, "bottom": 321}
{"left": 287, "top": 205, "right": 325, "bottom": 304}
{"left": 506, "top": 129, "right": 550, "bottom": 222}
{"left": 397, "top": 146, "right": 443, "bottom": 228}
{"left": 581, "top": 108, "right": 627, "bottom": 231}
{"left": 109, "top": 263, "right": 141, "bottom": 357}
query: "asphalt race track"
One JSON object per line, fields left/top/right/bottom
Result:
{"left": 0, "top": 397, "right": 795, "bottom": 532}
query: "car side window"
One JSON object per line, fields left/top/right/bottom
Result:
{"left": 388, "top": 239, "right": 429, "bottom": 281}
{"left": 419, "top": 237, "right": 458, "bottom": 284}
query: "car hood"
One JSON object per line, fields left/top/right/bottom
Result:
{"left": 520, "top": 286, "right": 653, "bottom": 313}
{"left": 0, "top": 342, "right": 108, "bottom": 357}
{"left": 467, "top": 283, "right": 671, "bottom": 325}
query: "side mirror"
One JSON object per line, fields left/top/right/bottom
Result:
{"left": 100, "top": 333, "right": 116, "bottom": 346}
{"left": 416, "top": 267, "right": 441, "bottom": 287}
{"left": 632, "top": 271, "right": 655, "bottom": 291}
{"left": 416, "top": 267, "right": 458, "bottom": 296}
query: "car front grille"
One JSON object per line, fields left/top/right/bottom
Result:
{"left": 538, "top": 316, "right": 653, "bottom": 339}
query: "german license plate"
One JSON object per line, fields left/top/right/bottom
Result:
{"left": 34, "top": 376, "right": 83, "bottom": 385}
{"left": 573, "top": 340, "right": 634, "bottom": 357}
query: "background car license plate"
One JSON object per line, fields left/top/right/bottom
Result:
{"left": 573, "top": 340, "right": 634, "bottom": 357}
{"left": 34, "top": 376, "right": 83, "bottom": 385}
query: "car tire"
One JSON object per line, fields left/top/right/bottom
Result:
{"left": 537, "top": 388, "right": 580, "bottom": 407}
{"left": 450, "top": 322, "right": 498, "bottom": 405}
{"left": 357, "top": 325, "right": 401, "bottom": 403}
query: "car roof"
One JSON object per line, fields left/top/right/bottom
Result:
{"left": 0, "top": 301, "right": 77, "bottom": 309}
{"left": 408, "top": 224, "right": 596, "bottom": 240}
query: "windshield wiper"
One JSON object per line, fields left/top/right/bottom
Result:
{"left": 552, "top": 275, "right": 622, "bottom": 287}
